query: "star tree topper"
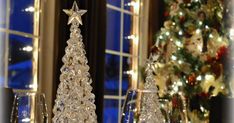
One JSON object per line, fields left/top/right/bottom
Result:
{"left": 63, "top": 1, "right": 87, "bottom": 25}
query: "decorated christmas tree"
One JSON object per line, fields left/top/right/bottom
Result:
{"left": 147, "top": 0, "right": 231, "bottom": 122}
{"left": 53, "top": 1, "right": 97, "bottom": 123}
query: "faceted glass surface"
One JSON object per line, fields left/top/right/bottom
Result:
{"left": 10, "top": 0, "right": 35, "bottom": 34}
{"left": 8, "top": 34, "right": 33, "bottom": 89}
{"left": 106, "top": 8, "right": 121, "bottom": 51}
{"left": 104, "top": 54, "right": 120, "bottom": 95}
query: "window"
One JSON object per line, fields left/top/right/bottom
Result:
{"left": 0, "top": 0, "right": 40, "bottom": 90}
{"left": 104, "top": 0, "right": 140, "bottom": 122}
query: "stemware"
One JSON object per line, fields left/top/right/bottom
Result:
{"left": 10, "top": 92, "right": 48, "bottom": 123}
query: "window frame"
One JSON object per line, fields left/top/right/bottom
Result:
{"left": 104, "top": 0, "right": 142, "bottom": 122}
{"left": 0, "top": 0, "right": 41, "bottom": 91}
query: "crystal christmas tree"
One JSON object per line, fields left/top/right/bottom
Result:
{"left": 53, "top": 1, "right": 97, "bottom": 123}
{"left": 139, "top": 55, "right": 164, "bottom": 123}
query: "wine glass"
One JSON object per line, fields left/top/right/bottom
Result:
{"left": 10, "top": 92, "right": 48, "bottom": 123}
{"left": 121, "top": 89, "right": 165, "bottom": 123}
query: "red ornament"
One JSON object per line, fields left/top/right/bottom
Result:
{"left": 180, "top": 16, "right": 185, "bottom": 23}
{"left": 164, "top": 11, "right": 170, "bottom": 17}
{"left": 172, "top": 97, "right": 179, "bottom": 108}
{"left": 211, "top": 62, "right": 223, "bottom": 79}
{"left": 216, "top": 46, "right": 228, "bottom": 60}
{"left": 198, "top": 92, "right": 210, "bottom": 98}
{"left": 188, "top": 73, "right": 196, "bottom": 86}
{"left": 206, "top": 55, "right": 213, "bottom": 63}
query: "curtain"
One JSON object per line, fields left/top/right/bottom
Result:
{"left": 53, "top": 0, "right": 106, "bottom": 122}
{"left": 0, "top": 88, "right": 13, "bottom": 123}
{"left": 210, "top": 96, "right": 234, "bottom": 123}
{"left": 147, "top": 0, "right": 165, "bottom": 54}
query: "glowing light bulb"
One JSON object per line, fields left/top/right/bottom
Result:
{"left": 125, "top": 35, "right": 136, "bottom": 40}
{"left": 221, "top": 86, "right": 225, "bottom": 90}
{"left": 159, "top": 35, "right": 163, "bottom": 39}
{"left": 29, "top": 84, "right": 38, "bottom": 89}
{"left": 175, "top": 41, "right": 183, "bottom": 47}
{"left": 171, "top": 55, "right": 177, "bottom": 60}
{"left": 209, "top": 34, "right": 214, "bottom": 38}
{"left": 177, "top": 81, "right": 183, "bottom": 86}
{"left": 179, "top": 12, "right": 183, "bottom": 16}
{"left": 173, "top": 86, "right": 179, "bottom": 92}
{"left": 166, "top": 32, "right": 170, "bottom": 36}
{"left": 21, "top": 118, "right": 31, "bottom": 122}
{"left": 178, "top": 30, "right": 183, "bottom": 35}
{"left": 199, "top": 21, "right": 203, "bottom": 25}
{"left": 22, "top": 46, "right": 33, "bottom": 52}
{"left": 196, "top": 75, "right": 202, "bottom": 81}
{"left": 200, "top": 106, "right": 205, "bottom": 112}
{"left": 218, "top": 37, "right": 222, "bottom": 42}
{"left": 196, "top": 29, "right": 201, "bottom": 34}
{"left": 178, "top": 60, "right": 183, "bottom": 64}
{"left": 24, "top": 6, "right": 35, "bottom": 12}
{"left": 124, "top": 70, "right": 134, "bottom": 75}
{"left": 125, "top": 1, "right": 139, "bottom": 8}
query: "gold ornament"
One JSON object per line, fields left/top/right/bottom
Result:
{"left": 200, "top": 74, "right": 226, "bottom": 96}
